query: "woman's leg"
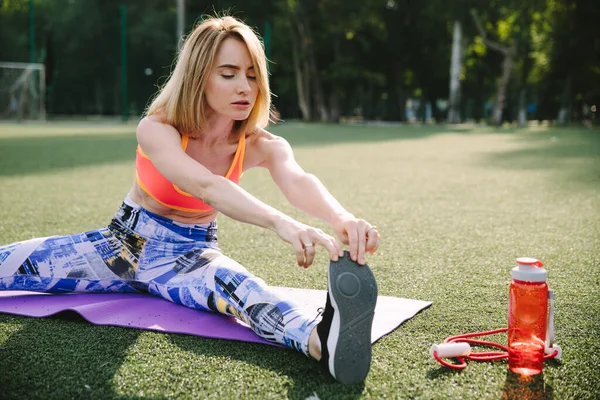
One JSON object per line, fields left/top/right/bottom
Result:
{"left": 0, "top": 226, "right": 145, "bottom": 294}
{"left": 144, "top": 248, "right": 318, "bottom": 356}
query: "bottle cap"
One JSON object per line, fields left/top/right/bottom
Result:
{"left": 511, "top": 257, "right": 547, "bottom": 282}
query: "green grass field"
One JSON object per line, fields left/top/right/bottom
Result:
{"left": 0, "top": 121, "right": 599, "bottom": 399}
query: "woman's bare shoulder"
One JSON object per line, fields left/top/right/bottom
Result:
{"left": 137, "top": 112, "right": 181, "bottom": 148}
{"left": 140, "top": 110, "right": 170, "bottom": 127}
{"left": 244, "top": 127, "right": 293, "bottom": 168}
{"left": 248, "top": 127, "right": 286, "bottom": 146}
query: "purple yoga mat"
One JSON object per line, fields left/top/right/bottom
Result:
{"left": 0, "top": 287, "right": 431, "bottom": 346}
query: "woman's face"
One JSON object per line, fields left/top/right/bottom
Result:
{"left": 205, "top": 37, "right": 258, "bottom": 121}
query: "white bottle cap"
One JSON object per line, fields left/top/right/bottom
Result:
{"left": 511, "top": 257, "right": 547, "bottom": 282}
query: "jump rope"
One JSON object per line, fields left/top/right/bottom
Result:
{"left": 430, "top": 289, "right": 562, "bottom": 370}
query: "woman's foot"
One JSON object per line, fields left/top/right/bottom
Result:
{"left": 313, "top": 251, "right": 378, "bottom": 384}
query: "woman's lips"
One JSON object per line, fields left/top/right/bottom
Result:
{"left": 232, "top": 101, "right": 250, "bottom": 109}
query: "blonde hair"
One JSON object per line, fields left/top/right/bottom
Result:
{"left": 146, "top": 15, "right": 271, "bottom": 136}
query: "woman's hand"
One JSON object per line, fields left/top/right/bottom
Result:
{"left": 274, "top": 217, "right": 344, "bottom": 269}
{"left": 332, "top": 214, "right": 381, "bottom": 265}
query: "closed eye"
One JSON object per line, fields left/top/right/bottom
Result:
{"left": 247, "top": 76, "right": 257, "bottom": 80}
{"left": 222, "top": 75, "right": 234, "bottom": 79}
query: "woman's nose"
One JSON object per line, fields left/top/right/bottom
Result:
{"left": 237, "top": 77, "right": 251, "bottom": 94}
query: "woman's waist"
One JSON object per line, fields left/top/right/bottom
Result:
{"left": 129, "top": 185, "right": 218, "bottom": 225}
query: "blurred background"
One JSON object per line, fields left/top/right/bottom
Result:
{"left": 0, "top": 0, "right": 598, "bottom": 126}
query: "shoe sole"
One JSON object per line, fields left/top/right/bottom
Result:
{"left": 327, "top": 253, "right": 378, "bottom": 384}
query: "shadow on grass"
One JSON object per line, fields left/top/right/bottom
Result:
{"left": 0, "top": 313, "right": 365, "bottom": 399}
{"left": 0, "top": 313, "right": 144, "bottom": 400}
{"left": 0, "top": 133, "right": 137, "bottom": 177}
{"left": 273, "top": 122, "right": 475, "bottom": 148}
{"left": 502, "top": 370, "right": 554, "bottom": 400}
{"left": 426, "top": 364, "right": 556, "bottom": 399}
{"left": 481, "top": 128, "right": 600, "bottom": 187}
{"left": 169, "top": 334, "right": 366, "bottom": 400}
{"left": 0, "top": 124, "right": 476, "bottom": 178}
{"left": 6, "top": 124, "right": 593, "bottom": 182}
{"left": 425, "top": 366, "right": 459, "bottom": 380}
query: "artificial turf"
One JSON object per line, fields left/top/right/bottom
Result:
{"left": 0, "top": 121, "right": 598, "bottom": 399}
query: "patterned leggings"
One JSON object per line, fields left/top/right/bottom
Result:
{"left": 0, "top": 197, "right": 318, "bottom": 356}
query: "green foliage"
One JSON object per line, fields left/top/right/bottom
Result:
{"left": 0, "top": 0, "right": 597, "bottom": 122}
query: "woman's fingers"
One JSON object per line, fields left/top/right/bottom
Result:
{"left": 334, "top": 237, "right": 344, "bottom": 258}
{"left": 312, "top": 232, "right": 340, "bottom": 263}
{"left": 344, "top": 219, "right": 380, "bottom": 264}
{"left": 292, "top": 239, "right": 306, "bottom": 267}
{"left": 357, "top": 221, "right": 368, "bottom": 265}
{"left": 292, "top": 229, "right": 341, "bottom": 268}
{"left": 298, "top": 231, "right": 314, "bottom": 268}
{"left": 346, "top": 222, "right": 359, "bottom": 262}
{"left": 303, "top": 243, "right": 316, "bottom": 268}
{"left": 283, "top": 220, "right": 353, "bottom": 269}
{"left": 366, "top": 226, "right": 380, "bottom": 254}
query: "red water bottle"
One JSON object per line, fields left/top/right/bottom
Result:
{"left": 508, "top": 257, "right": 548, "bottom": 375}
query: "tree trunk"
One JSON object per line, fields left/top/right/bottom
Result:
{"left": 557, "top": 75, "right": 571, "bottom": 125}
{"left": 518, "top": 89, "right": 527, "bottom": 127}
{"left": 448, "top": 20, "right": 463, "bottom": 124}
{"left": 471, "top": 10, "right": 517, "bottom": 127}
{"left": 491, "top": 42, "right": 516, "bottom": 126}
{"left": 309, "top": 52, "right": 328, "bottom": 121}
{"left": 289, "top": 18, "right": 310, "bottom": 120}
{"left": 328, "top": 37, "right": 343, "bottom": 123}
{"left": 329, "top": 90, "right": 340, "bottom": 122}
{"left": 302, "top": 21, "right": 328, "bottom": 122}
{"left": 518, "top": 14, "right": 533, "bottom": 127}
{"left": 290, "top": 5, "right": 327, "bottom": 122}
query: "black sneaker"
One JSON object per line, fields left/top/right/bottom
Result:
{"left": 316, "top": 251, "right": 378, "bottom": 384}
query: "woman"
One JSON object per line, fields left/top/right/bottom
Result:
{"left": 0, "top": 16, "right": 380, "bottom": 384}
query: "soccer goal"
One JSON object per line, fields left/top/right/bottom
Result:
{"left": 0, "top": 62, "right": 46, "bottom": 121}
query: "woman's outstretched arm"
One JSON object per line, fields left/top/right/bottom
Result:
{"left": 259, "top": 133, "right": 381, "bottom": 265}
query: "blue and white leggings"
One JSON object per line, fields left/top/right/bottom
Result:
{"left": 0, "top": 196, "right": 318, "bottom": 356}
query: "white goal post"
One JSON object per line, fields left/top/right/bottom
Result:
{"left": 0, "top": 62, "right": 46, "bottom": 121}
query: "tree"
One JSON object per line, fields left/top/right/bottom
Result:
{"left": 1, "top": 0, "right": 596, "bottom": 125}
{"left": 470, "top": 8, "right": 518, "bottom": 126}
{"left": 448, "top": 20, "right": 464, "bottom": 124}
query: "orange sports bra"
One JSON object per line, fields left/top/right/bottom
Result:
{"left": 135, "top": 134, "right": 245, "bottom": 212}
